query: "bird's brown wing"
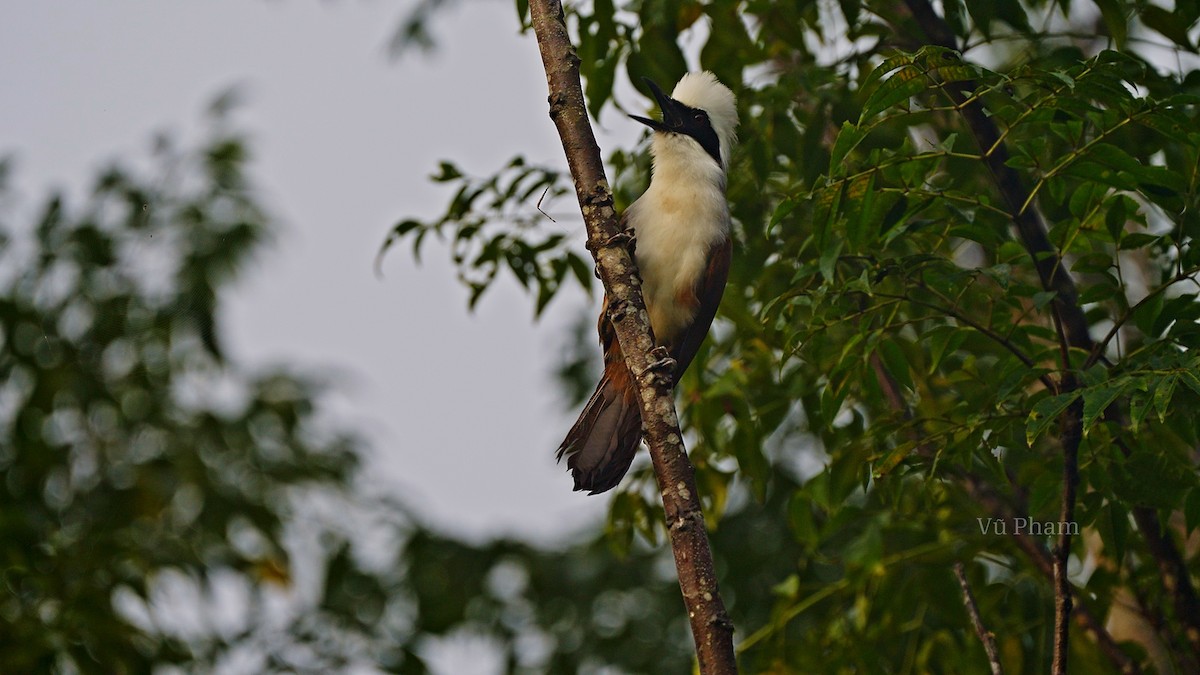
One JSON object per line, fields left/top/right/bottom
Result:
{"left": 667, "top": 235, "right": 731, "bottom": 379}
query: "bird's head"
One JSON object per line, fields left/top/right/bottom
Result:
{"left": 630, "top": 72, "right": 738, "bottom": 170}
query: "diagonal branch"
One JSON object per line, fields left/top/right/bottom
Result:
{"left": 954, "top": 562, "right": 1004, "bottom": 675}
{"left": 527, "top": 2, "right": 737, "bottom": 673}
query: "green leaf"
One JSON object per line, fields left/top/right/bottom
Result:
{"left": 1097, "top": 502, "right": 1129, "bottom": 564}
{"left": 1118, "top": 232, "right": 1160, "bottom": 250}
{"left": 926, "top": 326, "right": 965, "bottom": 373}
{"left": 878, "top": 339, "right": 914, "bottom": 393}
{"left": 770, "top": 198, "right": 798, "bottom": 229}
{"left": 1114, "top": 448, "right": 1197, "bottom": 508}
{"left": 1032, "top": 291, "right": 1057, "bottom": 310}
{"left": 819, "top": 239, "right": 843, "bottom": 283}
{"left": 1081, "top": 383, "right": 1124, "bottom": 433}
{"left": 874, "top": 439, "right": 917, "bottom": 477}
{"left": 432, "top": 161, "right": 463, "bottom": 182}
{"left": 1026, "top": 391, "right": 1081, "bottom": 446}
{"left": 845, "top": 172, "right": 877, "bottom": 250}
{"left": 860, "top": 65, "right": 925, "bottom": 121}
{"left": 788, "top": 495, "right": 819, "bottom": 546}
{"left": 1092, "top": 0, "right": 1128, "bottom": 48}
{"left": 1153, "top": 374, "right": 1177, "bottom": 420}
{"left": 812, "top": 182, "right": 844, "bottom": 247}
{"left": 861, "top": 52, "right": 914, "bottom": 90}
{"left": 844, "top": 521, "right": 883, "bottom": 568}
{"left": 1130, "top": 387, "right": 1153, "bottom": 433}
{"left": 830, "top": 122, "right": 867, "bottom": 171}
{"left": 990, "top": 0, "right": 1033, "bottom": 32}
{"left": 1132, "top": 292, "right": 1165, "bottom": 335}
{"left": 1181, "top": 369, "right": 1200, "bottom": 398}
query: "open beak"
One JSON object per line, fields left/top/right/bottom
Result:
{"left": 629, "top": 77, "right": 687, "bottom": 133}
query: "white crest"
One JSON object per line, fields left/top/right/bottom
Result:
{"left": 670, "top": 71, "right": 739, "bottom": 167}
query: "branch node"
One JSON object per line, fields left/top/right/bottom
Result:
{"left": 547, "top": 92, "right": 569, "bottom": 120}
{"left": 669, "top": 510, "right": 704, "bottom": 533}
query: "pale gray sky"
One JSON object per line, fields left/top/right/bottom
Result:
{"left": 0, "top": 0, "right": 652, "bottom": 541}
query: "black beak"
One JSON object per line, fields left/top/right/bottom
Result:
{"left": 629, "top": 77, "right": 687, "bottom": 133}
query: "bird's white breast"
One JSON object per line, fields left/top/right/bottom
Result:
{"left": 626, "top": 141, "right": 729, "bottom": 344}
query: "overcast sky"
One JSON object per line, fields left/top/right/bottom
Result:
{"left": 0, "top": 0, "right": 659, "bottom": 541}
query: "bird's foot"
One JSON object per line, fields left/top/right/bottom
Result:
{"left": 641, "top": 347, "right": 676, "bottom": 380}
{"left": 601, "top": 228, "right": 636, "bottom": 254}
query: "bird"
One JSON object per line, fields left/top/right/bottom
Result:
{"left": 557, "top": 71, "right": 738, "bottom": 495}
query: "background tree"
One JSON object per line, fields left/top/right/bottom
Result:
{"left": 385, "top": 0, "right": 1200, "bottom": 672}
{"left": 0, "top": 100, "right": 370, "bottom": 672}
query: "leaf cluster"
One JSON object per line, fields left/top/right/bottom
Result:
{"left": 379, "top": 157, "right": 591, "bottom": 315}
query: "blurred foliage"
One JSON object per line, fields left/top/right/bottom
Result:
{"left": 389, "top": 0, "right": 1200, "bottom": 672}
{"left": 0, "top": 104, "right": 365, "bottom": 672}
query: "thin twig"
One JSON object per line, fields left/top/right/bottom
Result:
{"left": 535, "top": 184, "right": 557, "bottom": 223}
{"left": 1085, "top": 265, "right": 1200, "bottom": 369}
{"left": 954, "top": 562, "right": 1004, "bottom": 675}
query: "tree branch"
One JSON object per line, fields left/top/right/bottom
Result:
{"left": 954, "top": 562, "right": 1004, "bottom": 675}
{"left": 527, "top": 2, "right": 737, "bottom": 673}
{"left": 1053, "top": 378, "right": 1083, "bottom": 675}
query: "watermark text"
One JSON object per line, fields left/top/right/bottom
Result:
{"left": 977, "top": 517, "right": 1078, "bottom": 536}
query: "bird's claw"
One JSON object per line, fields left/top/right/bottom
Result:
{"left": 602, "top": 228, "right": 637, "bottom": 254}
{"left": 622, "top": 227, "right": 637, "bottom": 255}
{"left": 642, "top": 347, "right": 677, "bottom": 379}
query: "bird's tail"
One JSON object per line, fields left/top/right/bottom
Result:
{"left": 556, "top": 361, "right": 643, "bottom": 494}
